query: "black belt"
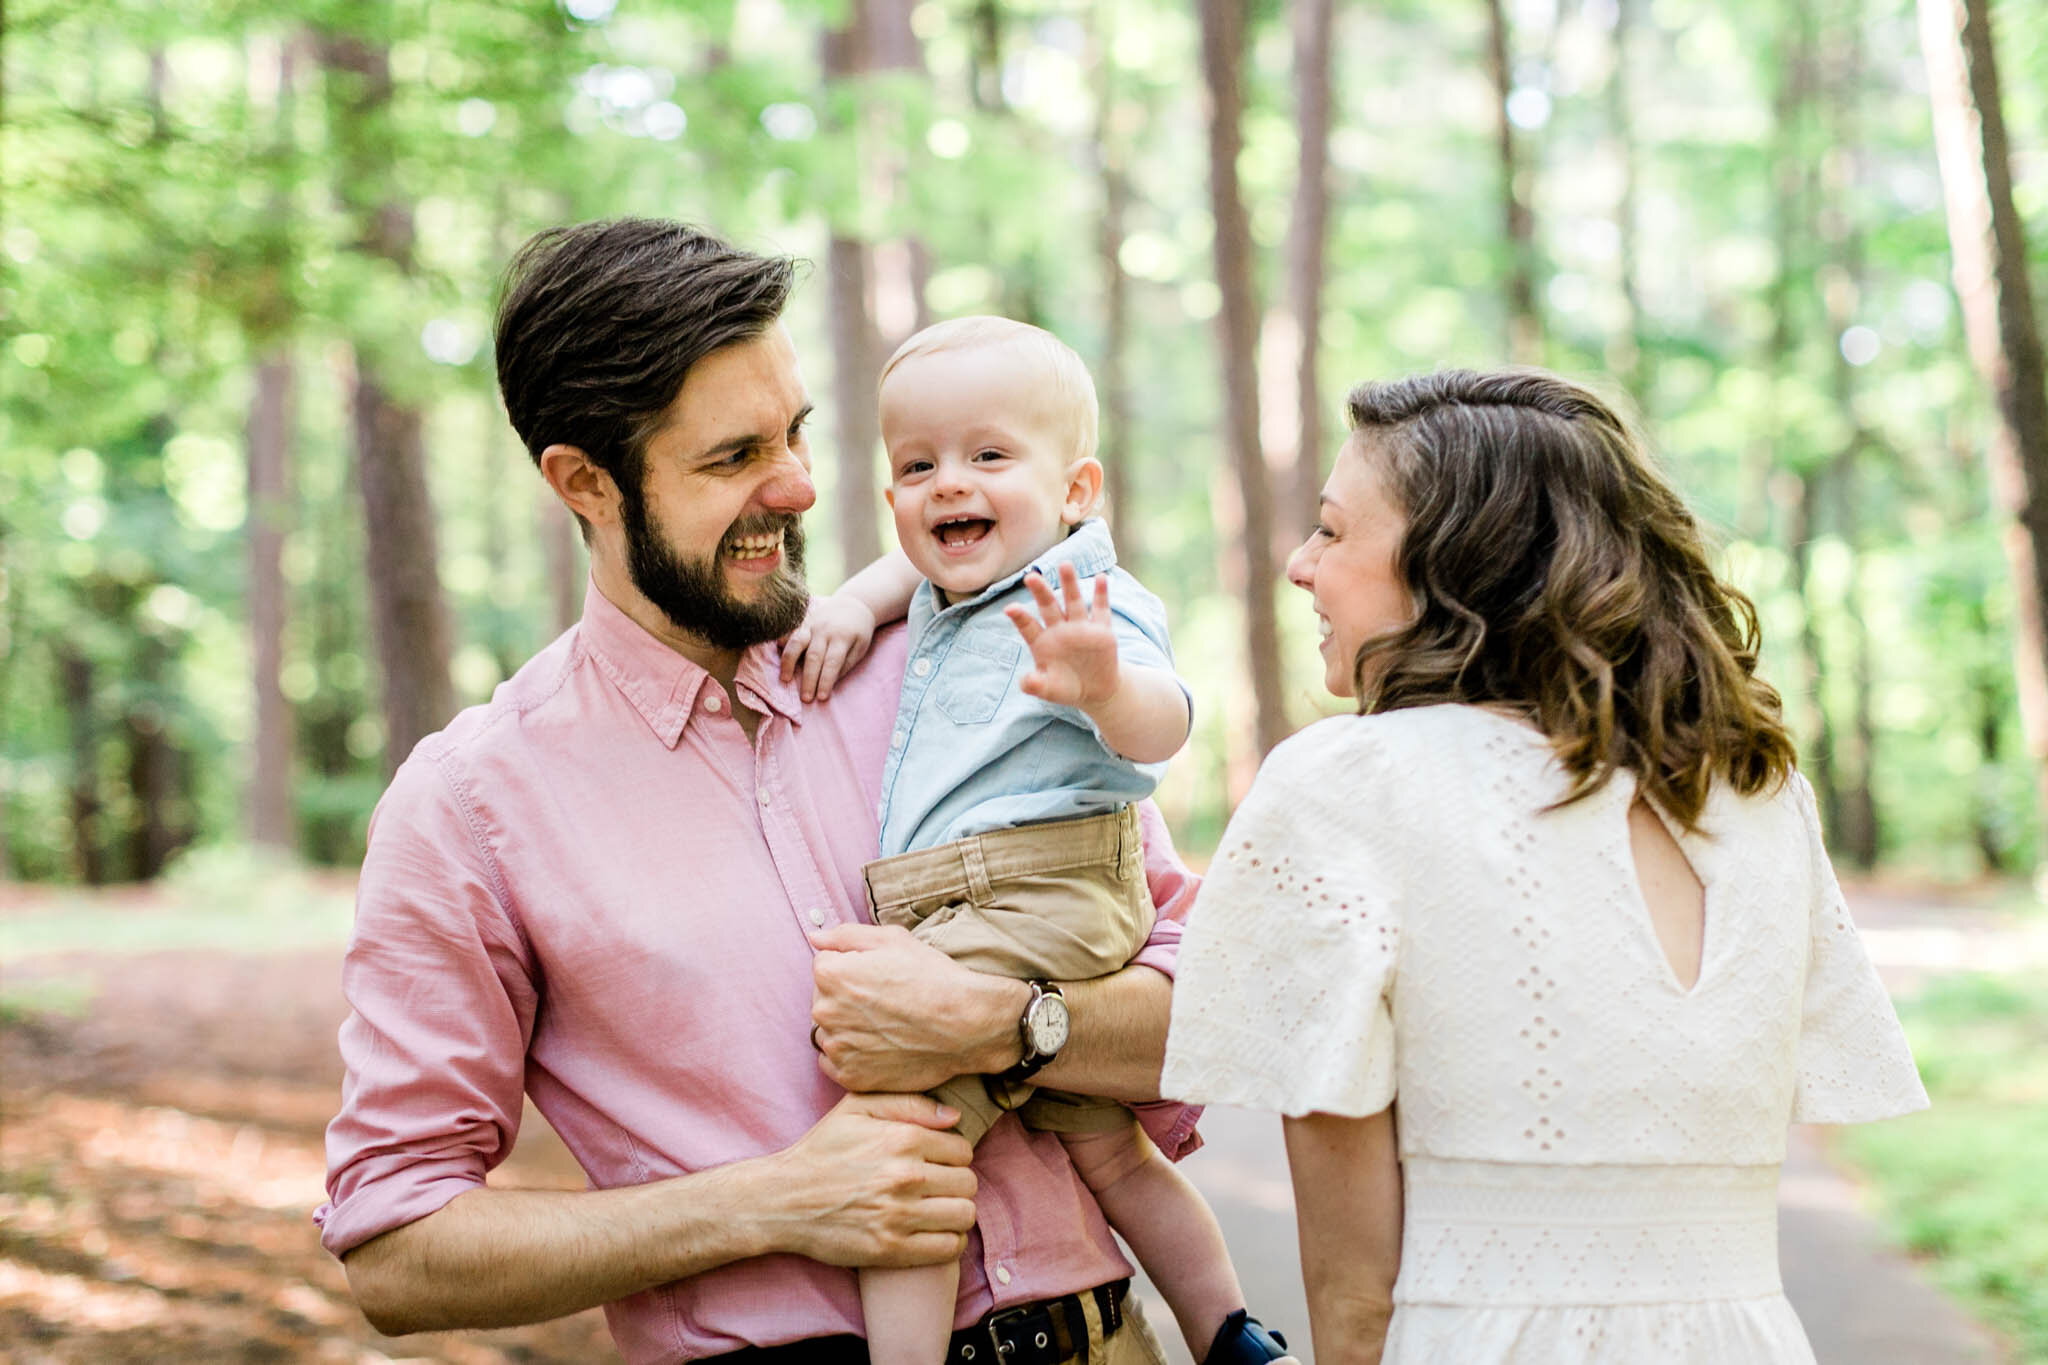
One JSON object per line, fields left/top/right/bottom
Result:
{"left": 715, "top": 1278, "right": 1129, "bottom": 1365}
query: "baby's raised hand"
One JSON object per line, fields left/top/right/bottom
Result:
{"left": 1004, "top": 563, "right": 1121, "bottom": 709}
{"left": 781, "top": 592, "right": 878, "bottom": 702}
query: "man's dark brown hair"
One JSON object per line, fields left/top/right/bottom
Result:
{"left": 1342, "top": 367, "right": 1797, "bottom": 830}
{"left": 494, "top": 219, "right": 797, "bottom": 506}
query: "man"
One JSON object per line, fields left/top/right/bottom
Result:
{"left": 318, "top": 218, "right": 1198, "bottom": 1363}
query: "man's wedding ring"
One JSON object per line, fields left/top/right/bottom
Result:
{"left": 810, "top": 1025, "right": 823, "bottom": 1052}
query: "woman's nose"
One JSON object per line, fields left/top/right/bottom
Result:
{"left": 1285, "top": 538, "right": 1316, "bottom": 591}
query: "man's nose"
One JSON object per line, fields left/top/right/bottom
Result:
{"left": 760, "top": 448, "right": 816, "bottom": 513}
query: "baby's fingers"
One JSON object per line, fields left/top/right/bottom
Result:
{"left": 1057, "top": 562, "right": 1085, "bottom": 615}
{"left": 1005, "top": 603, "right": 1044, "bottom": 647}
{"left": 781, "top": 624, "right": 812, "bottom": 683}
{"left": 1024, "top": 571, "right": 1063, "bottom": 618}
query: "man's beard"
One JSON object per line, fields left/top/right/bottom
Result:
{"left": 620, "top": 489, "right": 810, "bottom": 652}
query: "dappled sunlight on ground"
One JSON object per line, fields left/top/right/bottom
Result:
{"left": 0, "top": 942, "right": 613, "bottom": 1362}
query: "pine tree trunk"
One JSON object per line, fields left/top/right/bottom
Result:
{"left": 1787, "top": 471, "right": 1844, "bottom": 840}
{"left": 1284, "top": 0, "right": 1335, "bottom": 535}
{"left": 1199, "top": 0, "right": 1290, "bottom": 761}
{"left": 1091, "top": 1, "right": 1138, "bottom": 564}
{"left": 1822, "top": 8, "right": 1879, "bottom": 869}
{"left": 1919, "top": 0, "right": 2048, "bottom": 855}
{"left": 321, "top": 32, "right": 456, "bottom": 773}
{"left": 246, "top": 351, "right": 296, "bottom": 848}
{"left": 822, "top": 12, "right": 885, "bottom": 580}
{"left": 1483, "top": 0, "right": 1542, "bottom": 365}
{"left": 59, "top": 648, "right": 106, "bottom": 885}
{"left": 124, "top": 634, "right": 186, "bottom": 879}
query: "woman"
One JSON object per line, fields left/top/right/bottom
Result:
{"left": 1161, "top": 369, "right": 1927, "bottom": 1363}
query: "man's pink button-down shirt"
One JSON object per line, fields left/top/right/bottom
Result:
{"left": 318, "top": 583, "right": 1200, "bottom": 1361}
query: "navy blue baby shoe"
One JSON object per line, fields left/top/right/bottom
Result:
{"left": 1203, "top": 1308, "right": 1292, "bottom": 1364}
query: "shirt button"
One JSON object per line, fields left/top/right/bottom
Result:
{"left": 912, "top": 657, "right": 933, "bottom": 677}
{"left": 995, "top": 1266, "right": 1012, "bottom": 1285}
{"left": 757, "top": 788, "right": 772, "bottom": 807}
{"left": 703, "top": 693, "right": 723, "bottom": 713}
{"left": 808, "top": 906, "right": 827, "bottom": 927}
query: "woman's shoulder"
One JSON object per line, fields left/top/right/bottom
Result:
{"left": 1251, "top": 705, "right": 1518, "bottom": 812}
{"left": 1271, "top": 703, "right": 1537, "bottom": 765}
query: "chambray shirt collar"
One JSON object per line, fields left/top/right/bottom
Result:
{"left": 907, "top": 517, "right": 1118, "bottom": 636}
{"left": 576, "top": 579, "right": 803, "bottom": 748}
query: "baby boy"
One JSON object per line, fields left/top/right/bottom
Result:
{"left": 787, "top": 317, "right": 1293, "bottom": 1365}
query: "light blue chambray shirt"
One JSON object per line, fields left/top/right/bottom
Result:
{"left": 877, "top": 518, "right": 1186, "bottom": 858}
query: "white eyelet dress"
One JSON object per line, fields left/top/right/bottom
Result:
{"left": 1161, "top": 705, "right": 1929, "bottom": 1365}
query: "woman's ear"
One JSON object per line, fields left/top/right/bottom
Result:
{"left": 1061, "top": 457, "right": 1105, "bottom": 525}
{"left": 541, "top": 444, "right": 619, "bottom": 529}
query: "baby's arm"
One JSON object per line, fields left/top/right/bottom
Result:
{"left": 1005, "top": 562, "right": 1191, "bottom": 764}
{"left": 781, "top": 550, "right": 923, "bottom": 701}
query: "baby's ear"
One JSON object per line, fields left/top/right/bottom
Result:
{"left": 1062, "top": 457, "right": 1104, "bottom": 524}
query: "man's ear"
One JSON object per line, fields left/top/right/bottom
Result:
{"left": 540, "top": 444, "right": 619, "bottom": 529}
{"left": 1061, "top": 457, "right": 1105, "bottom": 525}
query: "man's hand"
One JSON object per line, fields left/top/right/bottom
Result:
{"left": 810, "top": 922, "right": 1027, "bottom": 1092}
{"left": 1004, "top": 564, "right": 1121, "bottom": 709}
{"left": 780, "top": 592, "right": 880, "bottom": 702}
{"left": 763, "top": 1091, "right": 979, "bottom": 1268}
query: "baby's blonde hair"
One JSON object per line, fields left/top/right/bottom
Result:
{"left": 879, "top": 316, "right": 1100, "bottom": 467}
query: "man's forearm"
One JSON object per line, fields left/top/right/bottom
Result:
{"left": 342, "top": 1164, "right": 772, "bottom": 1335}
{"left": 342, "top": 1091, "right": 977, "bottom": 1336}
{"left": 960, "top": 962, "right": 1172, "bottom": 1103}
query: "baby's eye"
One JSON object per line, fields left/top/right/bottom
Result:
{"left": 972, "top": 448, "right": 1007, "bottom": 463}
{"left": 898, "top": 459, "right": 933, "bottom": 477}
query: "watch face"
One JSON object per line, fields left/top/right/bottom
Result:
{"left": 1028, "top": 992, "right": 1071, "bottom": 1056}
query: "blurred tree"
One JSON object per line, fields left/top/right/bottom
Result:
{"left": 1281, "top": 0, "right": 1336, "bottom": 535}
{"left": 1920, "top": 0, "right": 2048, "bottom": 848}
{"left": 243, "top": 34, "right": 300, "bottom": 850}
{"left": 1483, "top": 0, "right": 1541, "bottom": 365}
{"left": 1199, "top": 0, "right": 1288, "bottom": 762}
{"left": 822, "top": 9, "right": 888, "bottom": 579}
{"left": 318, "top": 22, "right": 456, "bottom": 774}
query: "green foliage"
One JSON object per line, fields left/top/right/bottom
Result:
{"left": 1, "top": 0, "right": 2044, "bottom": 875}
{"left": 1841, "top": 972, "right": 2048, "bottom": 1361}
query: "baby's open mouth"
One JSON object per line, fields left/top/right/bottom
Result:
{"left": 934, "top": 517, "right": 993, "bottom": 548}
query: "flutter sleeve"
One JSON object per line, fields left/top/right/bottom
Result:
{"left": 1162, "top": 718, "right": 1400, "bottom": 1117}
{"left": 1788, "top": 773, "right": 1931, "bottom": 1123}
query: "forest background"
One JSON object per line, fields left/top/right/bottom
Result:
{"left": 4, "top": 0, "right": 2047, "bottom": 883}
{"left": 6, "top": 1, "right": 2048, "bottom": 1360}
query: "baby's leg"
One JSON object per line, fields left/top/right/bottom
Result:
{"left": 1060, "top": 1123, "right": 1250, "bottom": 1359}
{"left": 859, "top": 1261, "right": 958, "bottom": 1365}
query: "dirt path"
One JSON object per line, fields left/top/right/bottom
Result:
{"left": 0, "top": 946, "right": 619, "bottom": 1364}
{"left": 2, "top": 877, "right": 2032, "bottom": 1362}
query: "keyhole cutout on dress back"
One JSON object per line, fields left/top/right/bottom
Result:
{"left": 1627, "top": 797, "right": 1705, "bottom": 991}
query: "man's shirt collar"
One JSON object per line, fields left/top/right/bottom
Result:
{"left": 576, "top": 579, "right": 804, "bottom": 747}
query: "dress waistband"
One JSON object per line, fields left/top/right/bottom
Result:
{"left": 1393, "top": 1159, "right": 1785, "bottom": 1307}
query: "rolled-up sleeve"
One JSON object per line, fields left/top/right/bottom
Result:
{"left": 315, "top": 746, "right": 539, "bottom": 1258}
{"left": 1129, "top": 798, "right": 1201, "bottom": 1158}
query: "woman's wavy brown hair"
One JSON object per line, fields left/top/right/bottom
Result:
{"left": 1343, "top": 368, "right": 1795, "bottom": 829}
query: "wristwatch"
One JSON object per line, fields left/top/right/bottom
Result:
{"left": 997, "top": 980, "right": 1069, "bottom": 1085}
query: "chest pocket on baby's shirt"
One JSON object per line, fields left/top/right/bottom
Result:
{"left": 934, "top": 625, "right": 1023, "bottom": 724}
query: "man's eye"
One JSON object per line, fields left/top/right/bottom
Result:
{"left": 1309, "top": 522, "right": 1332, "bottom": 539}
{"left": 788, "top": 417, "right": 809, "bottom": 443}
